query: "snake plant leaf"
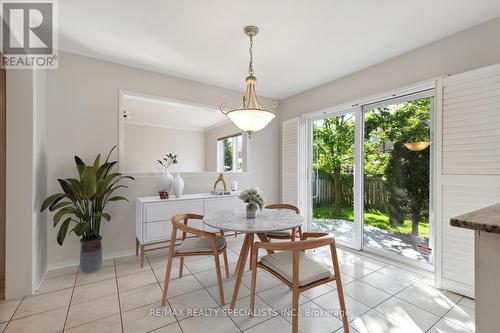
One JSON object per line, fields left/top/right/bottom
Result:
{"left": 74, "top": 156, "right": 85, "bottom": 176}
{"left": 72, "top": 222, "right": 88, "bottom": 236}
{"left": 57, "top": 218, "right": 72, "bottom": 245}
{"left": 41, "top": 193, "right": 66, "bottom": 212}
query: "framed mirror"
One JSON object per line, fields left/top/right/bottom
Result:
{"left": 118, "top": 90, "right": 248, "bottom": 174}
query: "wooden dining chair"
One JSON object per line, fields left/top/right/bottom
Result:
{"left": 249, "top": 232, "right": 349, "bottom": 333}
{"left": 161, "top": 214, "right": 230, "bottom": 306}
{"left": 265, "top": 204, "right": 302, "bottom": 241}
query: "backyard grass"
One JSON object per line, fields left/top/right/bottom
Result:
{"left": 313, "top": 206, "right": 429, "bottom": 238}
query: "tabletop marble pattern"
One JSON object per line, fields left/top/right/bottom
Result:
{"left": 203, "top": 208, "right": 303, "bottom": 233}
{"left": 450, "top": 203, "right": 500, "bottom": 234}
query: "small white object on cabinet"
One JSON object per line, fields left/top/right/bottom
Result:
{"left": 173, "top": 173, "right": 184, "bottom": 197}
{"left": 136, "top": 192, "right": 244, "bottom": 267}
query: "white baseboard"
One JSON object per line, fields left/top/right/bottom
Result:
{"left": 46, "top": 248, "right": 137, "bottom": 271}
{"left": 441, "top": 278, "right": 474, "bottom": 298}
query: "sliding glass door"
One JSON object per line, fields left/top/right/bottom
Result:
{"left": 362, "top": 94, "right": 433, "bottom": 264}
{"left": 309, "top": 108, "right": 362, "bottom": 249}
{"left": 307, "top": 92, "right": 433, "bottom": 266}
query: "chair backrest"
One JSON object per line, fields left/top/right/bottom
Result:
{"left": 265, "top": 203, "right": 300, "bottom": 215}
{"left": 255, "top": 232, "right": 334, "bottom": 252}
{"left": 171, "top": 213, "right": 213, "bottom": 240}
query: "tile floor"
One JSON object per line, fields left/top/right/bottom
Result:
{"left": 0, "top": 235, "right": 475, "bottom": 332}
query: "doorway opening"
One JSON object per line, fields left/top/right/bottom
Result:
{"left": 309, "top": 92, "right": 433, "bottom": 267}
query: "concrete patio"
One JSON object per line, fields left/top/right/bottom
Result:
{"left": 312, "top": 219, "right": 431, "bottom": 263}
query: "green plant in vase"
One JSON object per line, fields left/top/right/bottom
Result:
{"left": 239, "top": 188, "right": 265, "bottom": 218}
{"left": 157, "top": 153, "right": 178, "bottom": 195}
{"left": 41, "top": 146, "right": 134, "bottom": 273}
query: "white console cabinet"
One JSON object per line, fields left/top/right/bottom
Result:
{"left": 136, "top": 192, "right": 244, "bottom": 266}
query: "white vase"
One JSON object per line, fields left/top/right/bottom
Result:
{"left": 160, "top": 169, "right": 174, "bottom": 192}
{"left": 173, "top": 173, "right": 184, "bottom": 198}
{"left": 230, "top": 180, "right": 238, "bottom": 191}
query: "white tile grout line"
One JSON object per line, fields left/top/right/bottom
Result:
{"left": 113, "top": 259, "right": 125, "bottom": 333}
{"left": 61, "top": 266, "right": 79, "bottom": 332}
{"left": 1, "top": 296, "right": 25, "bottom": 333}
{"left": 144, "top": 250, "right": 186, "bottom": 333}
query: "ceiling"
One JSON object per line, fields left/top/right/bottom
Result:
{"left": 59, "top": 1, "right": 500, "bottom": 99}
{"left": 123, "top": 94, "right": 228, "bottom": 131}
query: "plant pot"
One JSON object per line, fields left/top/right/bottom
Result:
{"left": 246, "top": 206, "right": 257, "bottom": 219}
{"left": 80, "top": 236, "right": 102, "bottom": 273}
{"left": 403, "top": 141, "right": 431, "bottom": 152}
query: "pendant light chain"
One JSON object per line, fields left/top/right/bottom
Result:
{"left": 248, "top": 35, "right": 254, "bottom": 76}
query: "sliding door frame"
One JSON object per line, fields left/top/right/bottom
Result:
{"left": 304, "top": 107, "right": 363, "bottom": 250}
{"left": 300, "top": 80, "right": 437, "bottom": 271}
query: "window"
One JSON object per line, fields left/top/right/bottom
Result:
{"left": 217, "top": 133, "right": 243, "bottom": 172}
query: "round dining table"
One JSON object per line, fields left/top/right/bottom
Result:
{"left": 204, "top": 208, "right": 304, "bottom": 309}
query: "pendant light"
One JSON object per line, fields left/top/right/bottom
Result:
{"left": 220, "top": 26, "right": 278, "bottom": 135}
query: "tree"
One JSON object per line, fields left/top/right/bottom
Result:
{"left": 386, "top": 132, "right": 430, "bottom": 236}
{"left": 224, "top": 139, "right": 233, "bottom": 171}
{"left": 313, "top": 114, "right": 355, "bottom": 213}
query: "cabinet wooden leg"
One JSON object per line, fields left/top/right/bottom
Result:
{"left": 140, "top": 244, "right": 145, "bottom": 268}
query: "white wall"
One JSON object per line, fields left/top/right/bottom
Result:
{"left": 45, "top": 51, "right": 280, "bottom": 269}
{"left": 279, "top": 17, "right": 500, "bottom": 121}
{"left": 33, "top": 70, "right": 48, "bottom": 291}
{"left": 124, "top": 123, "right": 206, "bottom": 173}
{"left": 5, "top": 69, "right": 48, "bottom": 298}
{"left": 6, "top": 70, "right": 34, "bottom": 298}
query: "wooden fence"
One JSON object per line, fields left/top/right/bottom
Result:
{"left": 313, "top": 173, "right": 387, "bottom": 210}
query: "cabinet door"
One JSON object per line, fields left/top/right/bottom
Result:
{"left": 144, "top": 200, "right": 203, "bottom": 223}
{"left": 203, "top": 197, "right": 245, "bottom": 232}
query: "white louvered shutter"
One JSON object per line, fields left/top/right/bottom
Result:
{"left": 440, "top": 63, "right": 500, "bottom": 297}
{"left": 282, "top": 117, "right": 300, "bottom": 206}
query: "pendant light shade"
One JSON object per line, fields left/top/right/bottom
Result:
{"left": 220, "top": 26, "right": 277, "bottom": 135}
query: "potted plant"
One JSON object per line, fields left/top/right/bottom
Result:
{"left": 239, "top": 188, "right": 265, "bottom": 218}
{"left": 41, "top": 146, "right": 134, "bottom": 273}
{"left": 157, "top": 153, "right": 178, "bottom": 195}
{"left": 403, "top": 122, "right": 432, "bottom": 152}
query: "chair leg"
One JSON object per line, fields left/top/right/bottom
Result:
{"left": 136, "top": 238, "right": 139, "bottom": 256}
{"left": 248, "top": 242, "right": 253, "bottom": 271}
{"left": 161, "top": 254, "right": 175, "bottom": 306}
{"left": 222, "top": 248, "right": 230, "bottom": 278}
{"left": 292, "top": 251, "right": 300, "bottom": 333}
{"left": 213, "top": 252, "right": 225, "bottom": 305}
{"left": 330, "top": 244, "right": 349, "bottom": 332}
{"left": 179, "top": 257, "right": 184, "bottom": 278}
{"left": 291, "top": 228, "right": 297, "bottom": 242}
{"left": 249, "top": 248, "right": 258, "bottom": 317}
